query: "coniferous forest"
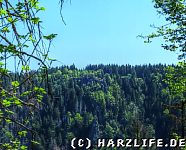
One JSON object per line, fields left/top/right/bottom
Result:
{"left": 2, "top": 64, "right": 182, "bottom": 150}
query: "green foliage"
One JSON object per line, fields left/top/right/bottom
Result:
{"left": 43, "top": 34, "right": 58, "bottom": 40}
{"left": 74, "top": 113, "right": 83, "bottom": 125}
{"left": 105, "top": 123, "right": 115, "bottom": 138}
{"left": 31, "top": 17, "right": 40, "bottom": 24}
{"left": 66, "top": 132, "right": 75, "bottom": 141}
{"left": 164, "top": 62, "right": 186, "bottom": 97}
{"left": 144, "top": 0, "right": 186, "bottom": 59}
{"left": 22, "top": 65, "right": 30, "bottom": 72}
{"left": 142, "top": 0, "right": 186, "bottom": 138}
{"left": 0, "top": 64, "right": 182, "bottom": 149}
{"left": 163, "top": 108, "right": 170, "bottom": 115}
{"left": 90, "top": 90, "right": 106, "bottom": 110}
{"left": 18, "top": 131, "right": 27, "bottom": 137}
{"left": 26, "top": 64, "right": 176, "bottom": 149}
{"left": 0, "top": 0, "right": 62, "bottom": 149}
{"left": 12, "top": 81, "right": 20, "bottom": 88}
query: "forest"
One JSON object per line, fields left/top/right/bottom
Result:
{"left": 2, "top": 64, "right": 184, "bottom": 149}
{"left": 0, "top": 0, "right": 185, "bottom": 150}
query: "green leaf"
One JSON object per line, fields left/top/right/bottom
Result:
{"left": 20, "top": 13, "right": 28, "bottom": 20}
{"left": 34, "top": 87, "right": 46, "bottom": 94}
{"left": 20, "top": 145, "right": 28, "bottom": 150}
{"left": 48, "top": 57, "right": 57, "bottom": 61}
{"left": 7, "top": 17, "right": 13, "bottom": 22}
{"left": 36, "top": 95, "right": 43, "bottom": 102}
{"left": 29, "top": 34, "right": 36, "bottom": 43}
{"left": 5, "top": 119, "right": 12, "bottom": 123}
{"left": 5, "top": 131, "right": 13, "bottom": 138}
{"left": 31, "top": 17, "right": 40, "bottom": 24}
{"left": 18, "top": 131, "right": 27, "bottom": 137}
{"left": 0, "top": 61, "right": 5, "bottom": 67}
{"left": 21, "top": 91, "right": 32, "bottom": 97}
{"left": 43, "top": 34, "right": 57, "bottom": 40}
{"left": 1, "top": 89, "right": 6, "bottom": 97}
{"left": 1, "top": 27, "right": 10, "bottom": 33}
{"left": 39, "top": 7, "right": 45, "bottom": 11}
{"left": 163, "top": 108, "right": 170, "bottom": 115}
{"left": 5, "top": 110, "right": 14, "bottom": 114}
{"left": 12, "top": 81, "right": 20, "bottom": 87}
{"left": 0, "top": 9, "right": 7, "bottom": 15}
{"left": 2, "top": 99, "right": 11, "bottom": 107}
{"left": 14, "top": 99, "right": 22, "bottom": 106}
{"left": 22, "top": 65, "right": 30, "bottom": 71}
{"left": 31, "top": 140, "right": 40, "bottom": 145}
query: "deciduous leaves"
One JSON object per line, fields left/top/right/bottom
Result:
{"left": 143, "top": 0, "right": 186, "bottom": 60}
{"left": 43, "top": 34, "right": 58, "bottom": 40}
{"left": 0, "top": 0, "right": 55, "bottom": 148}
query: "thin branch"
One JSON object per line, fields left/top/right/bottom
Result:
{"left": 0, "top": 116, "right": 36, "bottom": 133}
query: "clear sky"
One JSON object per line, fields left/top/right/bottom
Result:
{"left": 40, "top": 0, "right": 177, "bottom": 68}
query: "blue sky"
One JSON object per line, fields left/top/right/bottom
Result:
{"left": 40, "top": 0, "right": 177, "bottom": 68}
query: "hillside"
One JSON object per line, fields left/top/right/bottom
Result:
{"left": 28, "top": 64, "right": 179, "bottom": 149}
{"left": 1, "top": 64, "right": 182, "bottom": 150}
